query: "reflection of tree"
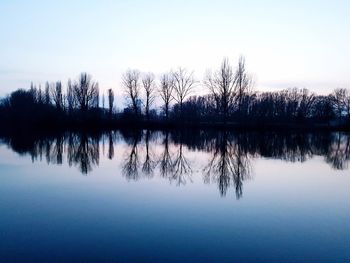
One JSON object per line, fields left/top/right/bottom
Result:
{"left": 50, "top": 135, "right": 64, "bottom": 164}
{"left": 67, "top": 133, "right": 99, "bottom": 174}
{"left": 108, "top": 132, "right": 114, "bottom": 160}
{"left": 159, "top": 132, "right": 173, "bottom": 178}
{"left": 326, "top": 133, "right": 350, "bottom": 170}
{"left": 142, "top": 130, "right": 156, "bottom": 176}
{"left": 171, "top": 142, "right": 192, "bottom": 186}
{"left": 122, "top": 131, "right": 141, "bottom": 180}
{"left": 204, "top": 132, "right": 252, "bottom": 199}
{"left": 1, "top": 130, "right": 350, "bottom": 181}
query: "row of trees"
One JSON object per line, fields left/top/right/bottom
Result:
{"left": 1, "top": 56, "right": 350, "bottom": 128}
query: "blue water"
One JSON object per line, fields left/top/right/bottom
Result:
{"left": 0, "top": 131, "right": 349, "bottom": 262}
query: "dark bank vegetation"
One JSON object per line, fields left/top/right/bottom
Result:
{"left": 1, "top": 130, "right": 349, "bottom": 199}
{"left": 1, "top": 56, "right": 350, "bottom": 131}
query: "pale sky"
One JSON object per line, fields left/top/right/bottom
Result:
{"left": 0, "top": 0, "right": 349, "bottom": 97}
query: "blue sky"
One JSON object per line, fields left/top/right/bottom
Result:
{"left": 0, "top": 0, "right": 349, "bottom": 97}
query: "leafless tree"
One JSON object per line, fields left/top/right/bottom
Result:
{"left": 298, "top": 88, "right": 317, "bottom": 119}
{"left": 66, "top": 79, "right": 75, "bottom": 113}
{"left": 234, "top": 56, "right": 253, "bottom": 114}
{"left": 122, "top": 69, "right": 141, "bottom": 115}
{"left": 159, "top": 73, "right": 174, "bottom": 121}
{"left": 204, "top": 58, "right": 236, "bottom": 124}
{"left": 107, "top": 88, "right": 114, "bottom": 117}
{"left": 142, "top": 73, "right": 156, "bottom": 121}
{"left": 72, "top": 73, "right": 99, "bottom": 112}
{"left": 331, "top": 88, "right": 348, "bottom": 120}
{"left": 50, "top": 81, "right": 64, "bottom": 111}
{"left": 44, "top": 82, "right": 51, "bottom": 105}
{"left": 172, "top": 67, "right": 196, "bottom": 115}
{"left": 346, "top": 92, "right": 350, "bottom": 118}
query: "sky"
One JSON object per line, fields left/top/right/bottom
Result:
{"left": 0, "top": 0, "right": 349, "bottom": 98}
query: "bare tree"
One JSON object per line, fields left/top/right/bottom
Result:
{"left": 159, "top": 73, "right": 174, "bottom": 121}
{"left": 122, "top": 69, "right": 141, "bottom": 115}
{"left": 331, "top": 88, "right": 348, "bottom": 120}
{"left": 346, "top": 90, "right": 350, "bottom": 117}
{"left": 50, "top": 81, "right": 63, "bottom": 111}
{"left": 142, "top": 73, "right": 156, "bottom": 121}
{"left": 172, "top": 67, "right": 196, "bottom": 115}
{"left": 107, "top": 88, "right": 114, "bottom": 117}
{"left": 44, "top": 82, "right": 51, "bottom": 105}
{"left": 204, "top": 58, "right": 236, "bottom": 124}
{"left": 66, "top": 79, "right": 75, "bottom": 114}
{"left": 73, "top": 73, "right": 99, "bottom": 113}
{"left": 234, "top": 56, "right": 253, "bottom": 114}
{"left": 298, "top": 88, "right": 316, "bottom": 119}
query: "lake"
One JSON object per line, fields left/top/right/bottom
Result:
{"left": 0, "top": 130, "right": 349, "bottom": 262}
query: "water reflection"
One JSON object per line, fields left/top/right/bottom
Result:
{"left": 204, "top": 132, "right": 251, "bottom": 199}
{"left": 1, "top": 131, "right": 349, "bottom": 198}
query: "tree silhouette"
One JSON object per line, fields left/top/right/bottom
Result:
{"left": 205, "top": 58, "right": 235, "bottom": 124}
{"left": 72, "top": 73, "right": 99, "bottom": 113}
{"left": 233, "top": 56, "right": 254, "bottom": 116}
{"left": 107, "top": 88, "right": 114, "bottom": 117}
{"left": 122, "top": 69, "right": 141, "bottom": 115}
{"left": 142, "top": 73, "right": 156, "bottom": 122}
{"left": 172, "top": 68, "right": 196, "bottom": 117}
{"left": 159, "top": 73, "right": 174, "bottom": 121}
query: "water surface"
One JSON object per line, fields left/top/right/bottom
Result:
{"left": 0, "top": 131, "right": 349, "bottom": 262}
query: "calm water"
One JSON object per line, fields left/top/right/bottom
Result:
{"left": 0, "top": 130, "right": 349, "bottom": 262}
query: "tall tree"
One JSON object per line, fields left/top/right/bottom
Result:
{"left": 66, "top": 79, "right": 75, "bottom": 114}
{"left": 172, "top": 68, "right": 196, "bottom": 115}
{"left": 50, "top": 81, "right": 63, "bottom": 111}
{"left": 159, "top": 73, "right": 174, "bottom": 121}
{"left": 142, "top": 73, "right": 156, "bottom": 121}
{"left": 331, "top": 88, "right": 347, "bottom": 119}
{"left": 122, "top": 70, "right": 141, "bottom": 115}
{"left": 234, "top": 56, "right": 253, "bottom": 115}
{"left": 73, "top": 73, "right": 99, "bottom": 113}
{"left": 107, "top": 88, "right": 114, "bottom": 117}
{"left": 44, "top": 82, "right": 51, "bottom": 105}
{"left": 204, "top": 58, "right": 235, "bottom": 124}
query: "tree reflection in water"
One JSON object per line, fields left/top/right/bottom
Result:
{"left": 326, "top": 132, "right": 350, "bottom": 170}
{"left": 141, "top": 130, "right": 157, "bottom": 177}
{"left": 159, "top": 131, "right": 173, "bottom": 178}
{"left": 122, "top": 130, "right": 142, "bottom": 181}
{"left": 1, "top": 130, "right": 349, "bottom": 199}
{"left": 170, "top": 142, "right": 193, "bottom": 186}
{"left": 67, "top": 133, "right": 99, "bottom": 174}
{"left": 204, "top": 132, "right": 251, "bottom": 199}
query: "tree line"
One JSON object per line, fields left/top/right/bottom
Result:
{"left": 0, "top": 56, "right": 350, "bottom": 130}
